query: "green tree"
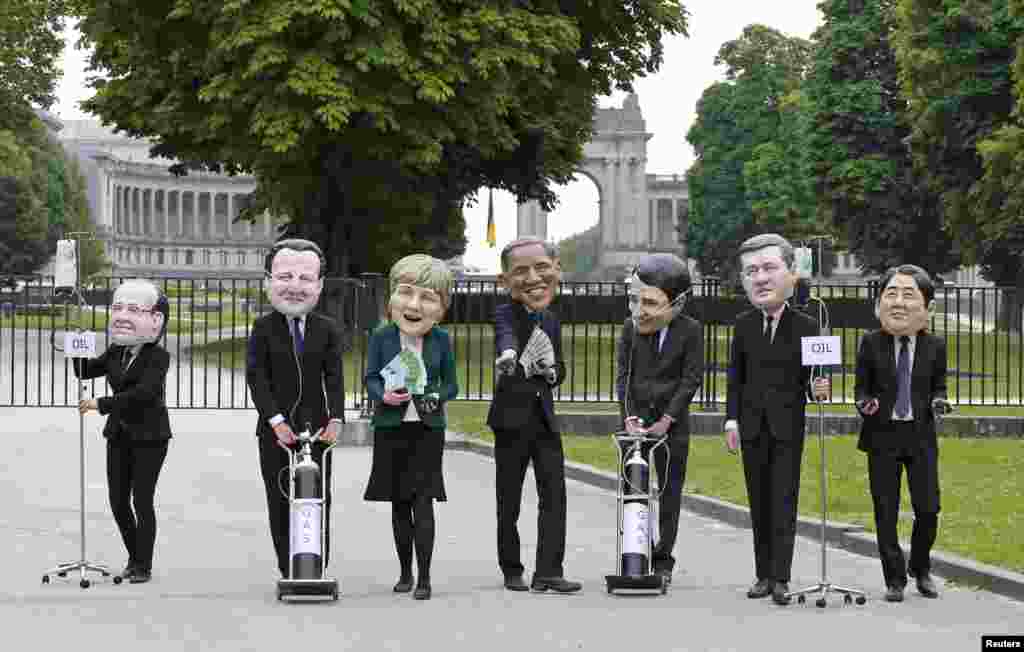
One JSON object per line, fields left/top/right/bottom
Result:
{"left": 894, "top": 0, "right": 1024, "bottom": 329}
{"left": 0, "top": 0, "right": 70, "bottom": 129}
{"left": 804, "top": 0, "right": 959, "bottom": 276}
{"left": 76, "top": 0, "right": 688, "bottom": 277}
{"left": 685, "top": 25, "right": 813, "bottom": 279}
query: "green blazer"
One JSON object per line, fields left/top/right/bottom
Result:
{"left": 364, "top": 323, "right": 458, "bottom": 430}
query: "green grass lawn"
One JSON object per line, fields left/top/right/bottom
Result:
{"left": 446, "top": 401, "right": 1024, "bottom": 574}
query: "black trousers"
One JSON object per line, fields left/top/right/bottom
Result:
{"left": 492, "top": 407, "right": 567, "bottom": 579}
{"left": 258, "top": 435, "right": 333, "bottom": 577}
{"left": 648, "top": 437, "right": 690, "bottom": 573}
{"left": 106, "top": 439, "right": 169, "bottom": 571}
{"left": 867, "top": 426, "right": 940, "bottom": 588}
{"left": 740, "top": 416, "right": 805, "bottom": 583}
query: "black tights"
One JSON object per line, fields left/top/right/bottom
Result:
{"left": 392, "top": 495, "right": 435, "bottom": 582}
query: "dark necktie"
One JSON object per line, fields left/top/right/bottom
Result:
{"left": 763, "top": 315, "right": 774, "bottom": 345}
{"left": 895, "top": 335, "right": 911, "bottom": 418}
{"left": 121, "top": 348, "right": 131, "bottom": 371}
{"left": 651, "top": 331, "right": 661, "bottom": 357}
{"left": 528, "top": 311, "right": 542, "bottom": 326}
{"left": 291, "top": 317, "right": 304, "bottom": 355}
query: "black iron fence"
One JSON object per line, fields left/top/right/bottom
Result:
{"left": 1, "top": 275, "right": 1022, "bottom": 409}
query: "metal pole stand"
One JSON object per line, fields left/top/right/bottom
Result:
{"left": 42, "top": 234, "right": 115, "bottom": 588}
{"left": 785, "top": 399, "right": 866, "bottom": 607}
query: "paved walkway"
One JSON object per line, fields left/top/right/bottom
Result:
{"left": 0, "top": 408, "right": 1020, "bottom": 651}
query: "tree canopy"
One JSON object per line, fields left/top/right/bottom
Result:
{"left": 804, "top": 0, "right": 959, "bottom": 276}
{"left": 0, "top": 0, "right": 69, "bottom": 129}
{"left": 685, "top": 24, "right": 814, "bottom": 278}
{"left": 76, "top": 0, "right": 689, "bottom": 276}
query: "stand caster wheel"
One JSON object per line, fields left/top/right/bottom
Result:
{"left": 606, "top": 586, "right": 612, "bottom": 594}
{"left": 797, "top": 594, "right": 805, "bottom": 604}
{"left": 331, "top": 590, "right": 339, "bottom": 602}
{"left": 101, "top": 571, "right": 110, "bottom": 577}
{"left": 80, "top": 579, "right": 90, "bottom": 589}
{"left": 855, "top": 596, "right": 866, "bottom": 605}
{"left": 41, "top": 575, "right": 50, "bottom": 584}
{"left": 844, "top": 594, "right": 852, "bottom": 605}
{"left": 661, "top": 585, "right": 668, "bottom": 595}
{"left": 276, "top": 590, "right": 283, "bottom": 602}
{"left": 57, "top": 571, "right": 67, "bottom": 578}
{"left": 815, "top": 598, "right": 827, "bottom": 608}
{"left": 113, "top": 575, "right": 123, "bottom": 585}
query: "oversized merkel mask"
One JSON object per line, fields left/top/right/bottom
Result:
{"left": 110, "top": 279, "right": 167, "bottom": 346}
{"left": 387, "top": 254, "right": 452, "bottom": 338}
{"left": 268, "top": 247, "right": 324, "bottom": 317}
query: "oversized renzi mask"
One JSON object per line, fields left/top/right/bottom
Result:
{"left": 267, "top": 239, "right": 324, "bottom": 317}
{"left": 110, "top": 279, "right": 168, "bottom": 346}
{"left": 628, "top": 253, "right": 690, "bottom": 335}
{"left": 388, "top": 254, "right": 452, "bottom": 337}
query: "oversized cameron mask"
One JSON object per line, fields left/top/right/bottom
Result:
{"left": 740, "top": 245, "right": 796, "bottom": 311}
{"left": 499, "top": 241, "right": 561, "bottom": 312}
{"left": 877, "top": 272, "right": 930, "bottom": 336}
{"left": 388, "top": 254, "right": 451, "bottom": 338}
{"left": 268, "top": 247, "right": 324, "bottom": 317}
{"left": 109, "top": 279, "right": 167, "bottom": 346}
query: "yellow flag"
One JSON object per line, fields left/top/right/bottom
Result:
{"left": 486, "top": 188, "right": 496, "bottom": 248}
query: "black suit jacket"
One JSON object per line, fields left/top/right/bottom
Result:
{"left": 615, "top": 314, "right": 703, "bottom": 438}
{"left": 854, "top": 329, "right": 947, "bottom": 452}
{"left": 486, "top": 302, "right": 566, "bottom": 433}
{"left": 73, "top": 343, "right": 172, "bottom": 443}
{"left": 726, "top": 306, "right": 817, "bottom": 441}
{"left": 246, "top": 311, "right": 345, "bottom": 437}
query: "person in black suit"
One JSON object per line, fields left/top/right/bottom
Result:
{"left": 246, "top": 239, "right": 344, "bottom": 579}
{"left": 855, "top": 264, "right": 950, "bottom": 602}
{"left": 723, "top": 233, "right": 830, "bottom": 605}
{"left": 76, "top": 279, "right": 172, "bottom": 584}
{"left": 615, "top": 253, "right": 703, "bottom": 585}
{"left": 488, "top": 237, "right": 580, "bottom": 594}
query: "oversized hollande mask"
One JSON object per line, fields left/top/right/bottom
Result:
{"left": 628, "top": 274, "right": 686, "bottom": 335}
{"left": 109, "top": 280, "right": 166, "bottom": 346}
{"left": 268, "top": 248, "right": 324, "bottom": 317}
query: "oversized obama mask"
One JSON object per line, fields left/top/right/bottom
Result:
{"left": 267, "top": 241, "right": 324, "bottom": 317}
{"left": 388, "top": 254, "right": 452, "bottom": 337}
{"left": 110, "top": 279, "right": 168, "bottom": 346}
{"left": 498, "top": 239, "right": 561, "bottom": 312}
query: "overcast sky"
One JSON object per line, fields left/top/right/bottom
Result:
{"left": 53, "top": 0, "right": 823, "bottom": 273}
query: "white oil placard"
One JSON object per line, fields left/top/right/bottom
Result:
{"left": 64, "top": 331, "right": 96, "bottom": 358}
{"left": 801, "top": 336, "right": 841, "bottom": 366}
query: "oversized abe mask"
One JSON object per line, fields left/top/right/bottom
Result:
{"left": 498, "top": 239, "right": 561, "bottom": 312}
{"left": 739, "top": 236, "right": 797, "bottom": 311}
{"left": 628, "top": 253, "right": 690, "bottom": 335}
{"left": 876, "top": 268, "right": 932, "bottom": 337}
{"left": 266, "top": 239, "right": 324, "bottom": 317}
{"left": 109, "top": 279, "right": 168, "bottom": 346}
{"left": 388, "top": 254, "right": 451, "bottom": 338}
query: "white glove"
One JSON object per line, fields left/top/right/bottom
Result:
{"left": 495, "top": 349, "right": 517, "bottom": 376}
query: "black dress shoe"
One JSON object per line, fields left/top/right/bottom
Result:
{"left": 393, "top": 577, "right": 414, "bottom": 593}
{"left": 413, "top": 582, "right": 431, "bottom": 600}
{"left": 747, "top": 579, "right": 772, "bottom": 599}
{"left": 120, "top": 561, "right": 136, "bottom": 579}
{"left": 884, "top": 585, "right": 905, "bottom": 602}
{"left": 913, "top": 573, "right": 938, "bottom": 598}
{"left": 771, "top": 581, "right": 791, "bottom": 605}
{"left": 129, "top": 568, "right": 152, "bottom": 584}
{"left": 530, "top": 576, "right": 582, "bottom": 593}
{"left": 655, "top": 568, "right": 673, "bottom": 586}
{"left": 504, "top": 575, "right": 529, "bottom": 591}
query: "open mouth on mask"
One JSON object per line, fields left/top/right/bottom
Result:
{"left": 402, "top": 313, "right": 422, "bottom": 323}
{"left": 112, "top": 321, "right": 134, "bottom": 330}
{"left": 525, "top": 286, "right": 548, "bottom": 298}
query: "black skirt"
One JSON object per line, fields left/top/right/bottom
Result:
{"left": 364, "top": 422, "right": 447, "bottom": 502}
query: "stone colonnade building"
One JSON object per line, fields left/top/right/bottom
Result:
{"left": 59, "top": 120, "right": 277, "bottom": 280}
